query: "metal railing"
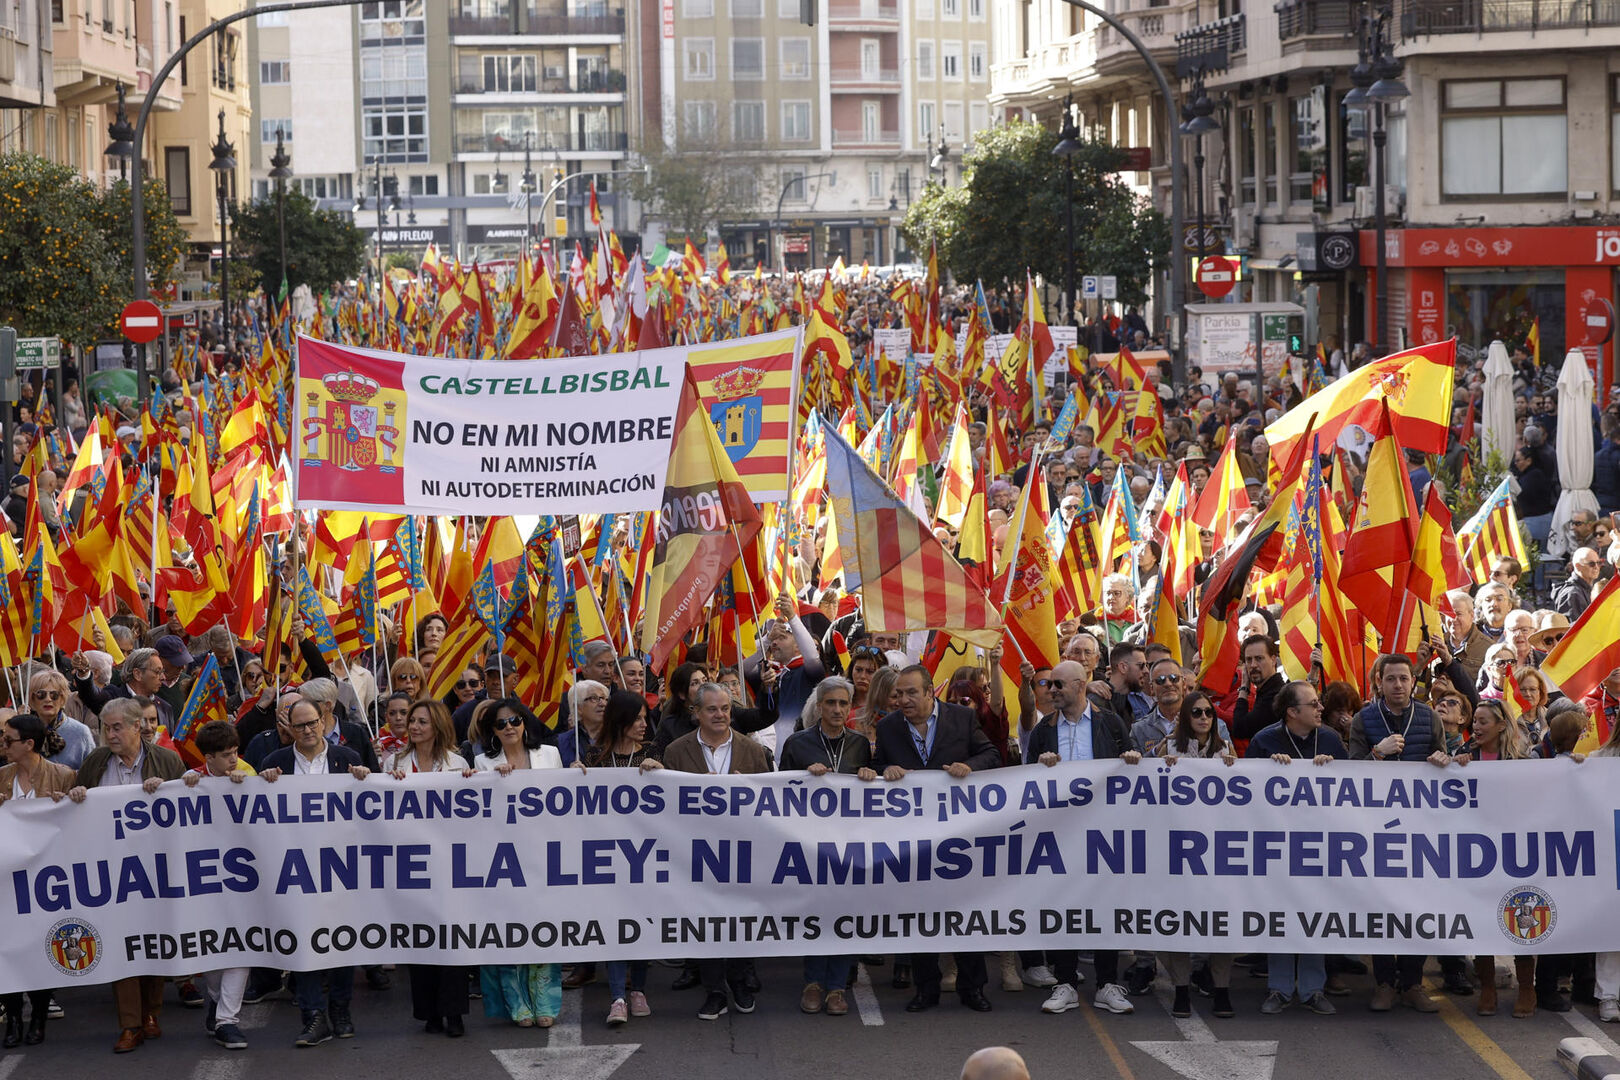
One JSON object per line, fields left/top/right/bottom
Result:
{"left": 831, "top": 128, "right": 900, "bottom": 145}
{"left": 1276, "top": 0, "right": 1358, "bottom": 38}
{"left": 527, "top": 12, "right": 625, "bottom": 32}
{"left": 454, "top": 130, "right": 627, "bottom": 153}
{"left": 828, "top": 64, "right": 900, "bottom": 82}
{"left": 456, "top": 69, "right": 624, "bottom": 94}
{"left": 1398, "top": 0, "right": 1620, "bottom": 34}
{"left": 827, "top": 1, "right": 899, "bottom": 17}
{"left": 447, "top": 13, "right": 512, "bottom": 32}
{"left": 1174, "top": 12, "right": 1243, "bottom": 74}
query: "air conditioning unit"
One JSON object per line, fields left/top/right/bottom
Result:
{"left": 1354, "top": 184, "right": 1403, "bottom": 219}
{"left": 544, "top": 65, "right": 566, "bottom": 80}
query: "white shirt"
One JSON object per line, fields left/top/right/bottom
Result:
{"left": 293, "top": 747, "right": 330, "bottom": 775}
{"left": 12, "top": 774, "right": 29, "bottom": 800}
{"left": 700, "top": 734, "right": 734, "bottom": 776}
{"left": 381, "top": 748, "right": 469, "bottom": 773}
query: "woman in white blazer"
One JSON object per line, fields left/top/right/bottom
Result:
{"left": 472, "top": 699, "right": 563, "bottom": 1027}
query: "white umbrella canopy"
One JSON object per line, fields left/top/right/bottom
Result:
{"left": 1480, "top": 340, "right": 1517, "bottom": 464}
{"left": 1551, "top": 347, "right": 1599, "bottom": 547}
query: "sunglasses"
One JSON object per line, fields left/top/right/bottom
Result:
{"left": 1490, "top": 659, "right": 1512, "bottom": 669}
{"left": 491, "top": 716, "right": 524, "bottom": 730}
{"left": 1188, "top": 706, "right": 1215, "bottom": 718}
{"left": 1153, "top": 673, "right": 1183, "bottom": 685}
{"left": 31, "top": 690, "right": 61, "bottom": 701}
{"left": 1035, "top": 678, "right": 1064, "bottom": 689}
{"left": 851, "top": 646, "right": 886, "bottom": 660}
{"left": 457, "top": 679, "right": 482, "bottom": 689}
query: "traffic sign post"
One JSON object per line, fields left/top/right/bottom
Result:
{"left": 1100, "top": 276, "right": 1117, "bottom": 301}
{"left": 1196, "top": 255, "right": 1237, "bottom": 299}
{"left": 1080, "top": 275, "right": 1100, "bottom": 300}
{"left": 120, "top": 300, "right": 163, "bottom": 345}
{"left": 14, "top": 337, "right": 60, "bottom": 371}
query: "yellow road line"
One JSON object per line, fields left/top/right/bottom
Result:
{"left": 1425, "top": 978, "right": 1537, "bottom": 1080}
{"left": 1082, "top": 1003, "right": 1139, "bottom": 1080}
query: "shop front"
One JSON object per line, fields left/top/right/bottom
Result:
{"left": 1357, "top": 226, "right": 1619, "bottom": 395}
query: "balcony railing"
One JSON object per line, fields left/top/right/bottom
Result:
{"left": 1174, "top": 13, "right": 1244, "bottom": 75}
{"left": 1276, "top": 0, "right": 1359, "bottom": 38}
{"left": 828, "top": 65, "right": 900, "bottom": 82}
{"left": 455, "top": 130, "right": 628, "bottom": 154}
{"left": 831, "top": 128, "right": 900, "bottom": 146}
{"left": 827, "top": 1, "right": 899, "bottom": 18}
{"left": 456, "top": 70, "right": 626, "bottom": 95}
{"left": 1398, "top": 0, "right": 1620, "bottom": 35}
{"left": 448, "top": 14, "right": 513, "bottom": 32}
{"left": 528, "top": 12, "right": 625, "bottom": 32}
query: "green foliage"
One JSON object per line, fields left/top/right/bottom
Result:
{"left": 1435, "top": 441, "right": 1539, "bottom": 567}
{"left": 230, "top": 189, "right": 367, "bottom": 295}
{"left": 899, "top": 121, "right": 1170, "bottom": 303}
{"left": 0, "top": 153, "right": 187, "bottom": 347}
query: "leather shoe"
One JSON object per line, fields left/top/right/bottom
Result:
{"left": 904, "top": 991, "right": 939, "bottom": 1013}
{"left": 562, "top": 965, "right": 596, "bottom": 990}
{"left": 113, "top": 1027, "right": 144, "bottom": 1053}
{"left": 959, "top": 990, "right": 993, "bottom": 1012}
{"left": 671, "top": 967, "right": 701, "bottom": 992}
{"left": 141, "top": 1014, "right": 162, "bottom": 1039}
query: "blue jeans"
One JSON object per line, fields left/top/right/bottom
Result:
{"left": 804, "top": 955, "right": 852, "bottom": 989}
{"left": 1268, "top": 954, "right": 1324, "bottom": 999}
{"left": 607, "top": 960, "right": 647, "bottom": 1001}
{"left": 293, "top": 967, "right": 353, "bottom": 1016}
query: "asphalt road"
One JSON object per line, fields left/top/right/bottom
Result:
{"left": 4, "top": 955, "right": 1614, "bottom": 1080}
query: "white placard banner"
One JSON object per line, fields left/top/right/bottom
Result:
{"left": 293, "top": 328, "right": 801, "bottom": 515}
{"left": 3, "top": 760, "right": 1616, "bottom": 992}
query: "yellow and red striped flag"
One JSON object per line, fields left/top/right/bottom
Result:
{"left": 1456, "top": 478, "right": 1530, "bottom": 585}
{"left": 935, "top": 404, "right": 976, "bottom": 531}
{"left": 1190, "top": 433, "right": 1251, "bottom": 541}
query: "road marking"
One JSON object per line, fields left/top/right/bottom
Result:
{"left": 490, "top": 987, "right": 641, "bottom": 1080}
{"left": 852, "top": 964, "right": 884, "bottom": 1027}
{"left": 1560, "top": 1007, "right": 1620, "bottom": 1060}
{"left": 0, "top": 1056, "right": 23, "bottom": 1080}
{"left": 1426, "top": 979, "right": 1536, "bottom": 1080}
{"left": 1082, "top": 1001, "right": 1140, "bottom": 1080}
{"left": 190, "top": 1055, "right": 250, "bottom": 1080}
{"left": 1129, "top": 986, "right": 1278, "bottom": 1080}
{"left": 553, "top": 988, "right": 583, "bottom": 1048}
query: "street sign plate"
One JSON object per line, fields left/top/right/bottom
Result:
{"left": 1100, "top": 276, "right": 1117, "bottom": 300}
{"left": 15, "top": 336, "right": 60, "bottom": 371}
{"left": 120, "top": 300, "right": 164, "bottom": 344}
{"left": 1081, "top": 275, "right": 1099, "bottom": 299}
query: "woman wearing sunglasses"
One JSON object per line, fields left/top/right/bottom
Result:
{"left": 471, "top": 698, "right": 564, "bottom": 1029}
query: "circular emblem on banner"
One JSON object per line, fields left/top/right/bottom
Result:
{"left": 1498, "top": 886, "right": 1558, "bottom": 946}
{"left": 46, "top": 918, "right": 103, "bottom": 977}
{"left": 1320, "top": 234, "right": 1357, "bottom": 271}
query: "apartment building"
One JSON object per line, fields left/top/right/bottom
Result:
{"left": 650, "top": 0, "right": 994, "bottom": 269}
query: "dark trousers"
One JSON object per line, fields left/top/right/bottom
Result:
{"left": 2, "top": 990, "right": 49, "bottom": 1025}
{"left": 408, "top": 965, "right": 470, "bottom": 1021}
{"left": 1052, "top": 949, "right": 1119, "bottom": 990}
{"left": 698, "top": 958, "right": 747, "bottom": 996}
{"left": 1373, "top": 954, "right": 1425, "bottom": 991}
{"left": 912, "top": 952, "right": 987, "bottom": 997}
{"left": 292, "top": 968, "right": 353, "bottom": 1017}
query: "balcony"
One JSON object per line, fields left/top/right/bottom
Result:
{"left": 831, "top": 128, "right": 901, "bottom": 146}
{"left": 829, "top": 65, "right": 900, "bottom": 87}
{"left": 455, "top": 70, "right": 626, "bottom": 95}
{"left": 827, "top": 0, "right": 899, "bottom": 25}
{"left": 1174, "top": 13, "right": 1244, "bottom": 75}
{"left": 449, "top": 14, "right": 515, "bottom": 33}
{"left": 450, "top": 11, "right": 625, "bottom": 35}
{"left": 1096, "top": 3, "right": 1198, "bottom": 68}
{"left": 1398, "top": 0, "right": 1620, "bottom": 36}
{"left": 455, "top": 130, "right": 628, "bottom": 154}
{"left": 1276, "top": 0, "right": 1359, "bottom": 38}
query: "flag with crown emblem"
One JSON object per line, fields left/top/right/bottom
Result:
{"left": 171, "top": 654, "right": 229, "bottom": 769}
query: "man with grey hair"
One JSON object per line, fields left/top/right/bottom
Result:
{"left": 1441, "top": 589, "right": 1491, "bottom": 686}
{"left": 299, "top": 677, "right": 380, "bottom": 773}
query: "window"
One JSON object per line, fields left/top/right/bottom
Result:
{"left": 867, "top": 165, "right": 882, "bottom": 199}
{"left": 1289, "top": 90, "right": 1326, "bottom": 206}
{"left": 970, "top": 100, "right": 987, "bottom": 135}
{"left": 178, "top": 15, "right": 187, "bottom": 84}
{"left": 259, "top": 60, "right": 290, "bottom": 84}
{"left": 362, "top": 45, "right": 428, "bottom": 98}
{"left": 943, "top": 100, "right": 963, "bottom": 141}
{"left": 860, "top": 38, "right": 879, "bottom": 78}
{"left": 731, "top": 0, "right": 762, "bottom": 15}
{"left": 261, "top": 119, "right": 292, "bottom": 142}
{"left": 682, "top": 0, "right": 712, "bottom": 15}
{"left": 1238, "top": 105, "right": 1255, "bottom": 204}
{"left": 362, "top": 104, "right": 427, "bottom": 161}
{"left": 862, "top": 100, "right": 880, "bottom": 141}
{"left": 916, "top": 0, "right": 931, "bottom": 15}
{"left": 942, "top": 0, "right": 957, "bottom": 14}
{"left": 165, "top": 146, "right": 191, "bottom": 216}
{"left": 683, "top": 37, "right": 714, "bottom": 80}
{"left": 968, "top": 0, "right": 982, "bottom": 16}
{"left": 726, "top": 171, "right": 758, "bottom": 203}
{"left": 1613, "top": 77, "right": 1620, "bottom": 195}
{"left": 918, "top": 100, "right": 935, "bottom": 146}
{"left": 472, "top": 172, "right": 511, "bottom": 194}
{"left": 409, "top": 174, "right": 439, "bottom": 196}
{"left": 361, "top": 0, "right": 425, "bottom": 38}
{"left": 916, "top": 40, "right": 933, "bottom": 79}
{"left": 1262, "top": 100, "right": 1278, "bottom": 203}
{"left": 683, "top": 100, "right": 717, "bottom": 138}
{"left": 1441, "top": 78, "right": 1566, "bottom": 197}
{"left": 483, "top": 53, "right": 537, "bottom": 92}
{"left": 211, "top": 30, "right": 240, "bottom": 91}
{"left": 734, "top": 100, "right": 765, "bottom": 141}
{"left": 777, "top": 0, "right": 798, "bottom": 14}
{"left": 782, "top": 100, "right": 811, "bottom": 141}
{"left": 941, "top": 41, "right": 960, "bottom": 78}
{"left": 968, "top": 42, "right": 984, "bottom": 80}
{"left": 781, "top": 38, "right": 810, "bottom": 78}
{"left": 50, "top": 0, "right": 62, "bottom": 21}
{"left": 255, "top": 7, "right": 287, "bottom": 24}
{"left": 732, "top": 38, "right": 764, "bottom": 79}
{"left": 895, "top": 166, "right": 910, "bottom": 203}
{"left": 782, "top": 165, "right": 807, "bottom": 201}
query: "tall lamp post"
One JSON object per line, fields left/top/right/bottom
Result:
{"left": 209, "top": 108, "right": 236, "bottom": 348}
{"left": 268, "top": 126, "right": 292, "bottom": 301}
{"left": 1179, "top": 65, "right": 1220, "bottom": 309}
{"left": 1345, "top": 4, "right": 1407, "bottom": 357}
{"left": 521, "top": 132, "right": 537, "bottom": 258}
{"left": 105, "top": 81, "right": 134, "bottom": 183}
{"left": 1052, "top": 99, "right": 1080, "bottom": 329}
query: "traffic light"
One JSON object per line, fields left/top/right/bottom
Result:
{"left": 1286, "top": 313, "right": 1305, "bottom": 355}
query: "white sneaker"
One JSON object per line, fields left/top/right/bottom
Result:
{"left": 1094, "top": 983, "right": 1134, "bottom": 1014}
{"left": 1600, "top": 999, "right": 1619, "bottom": 1023}
{"left": 1041, "top": 984, "right": 1081, "bottom": 1013}
{"left": 1022, "top": 965, "right": 1059, "bottom": 989}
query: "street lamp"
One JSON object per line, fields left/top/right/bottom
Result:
{"left": 1349, "top": 4, "right": 1407, "bottom": 357}
{"left": 521, "top": 131, "right": 537, "bottom": 258}
{"left": 208, "top": 107, "right": 237, "bottom": 347}
{"left": 1179, "top": 64, "right": 1220, "bottom": 319}
{"left": 267, "top": 126, "right": 292, "bottom": 301}
{"left": 928, "top": 128, "right": 949, "bottom": 182}
{"left": 1052, "top": 98, "right": 1081, "bottom": 329}
{"left": 104, "top": 81, "right": 135, "bottom": 183}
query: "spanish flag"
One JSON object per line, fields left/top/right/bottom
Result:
{"left": 1265, "top": 339, "right": 1456, "bottom": 465}
{"left": 1542, "top": 574, "right": 1620, "bottom": 706}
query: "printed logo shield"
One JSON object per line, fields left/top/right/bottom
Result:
{"left": 709, "top": 396, "right": 763, "bottom": 464}
{"left": 46, "top": 918, "right": 102, "bottom": 977}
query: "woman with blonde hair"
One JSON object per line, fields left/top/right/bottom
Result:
{"left": 382, "top": 700, "right": 468, "bottom": 776}
{"left": 852, "top": 666, "right": 899, "bottom": 751}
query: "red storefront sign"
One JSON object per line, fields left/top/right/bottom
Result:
{"left": 1359, "top": 226, "right": 1620, "bottom": 267}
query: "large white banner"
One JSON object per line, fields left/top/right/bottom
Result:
{"left": 293, "top": 329, "right": 801, "bottom": 515}
{"left": 3, "top": 760, "right": 1616, "bottom": 992}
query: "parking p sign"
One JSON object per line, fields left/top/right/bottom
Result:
{"left": 1081, "top": 275, "right": 1099, "bottom": 299}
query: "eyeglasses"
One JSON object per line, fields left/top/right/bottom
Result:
{"left": 30, "top": 690, "right": 61, "bottom": 701}
{"left": 1153, "top": 673, "right": 1183, "bottom": 685}
{"left": 1188, "top": 707, "right": 1215, "bottom": 718}
{"left": 0, "top": 735, "right": 19, "bottom": 746}
{"left": 1490, "top": 659, "right": 1512, "bottom": 669}
{"left": 491, "top": 716, "right": 524, "bottom": 730}
{"left": 1291, "top": 699, "right": 1324, "bottom": 711}
{"left": 289, "top": 719, "right": 321, "bottom": 732}
{"left": 581, "top": 694, "right": 608, "bottom": 704}
{"left": 457, "top": 679, "right": 482, "bottom": 689}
